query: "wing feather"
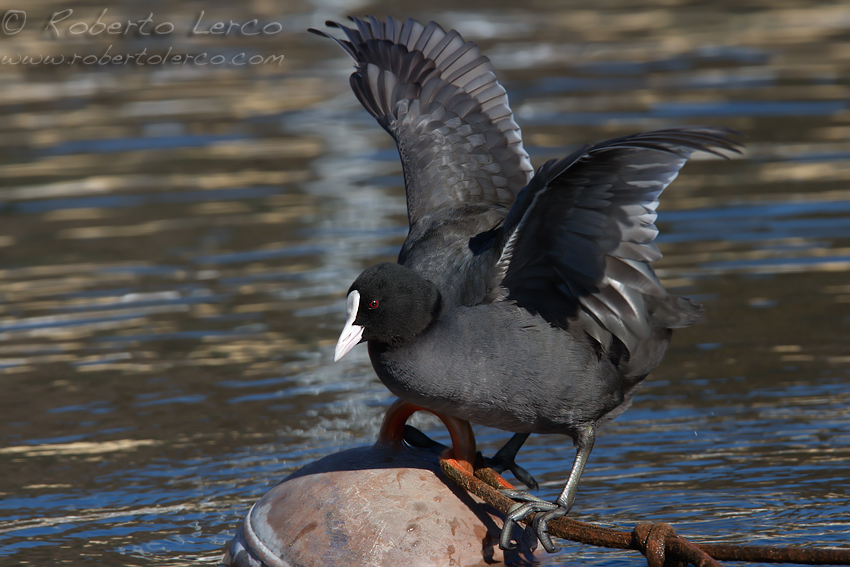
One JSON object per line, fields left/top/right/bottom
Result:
{"left": 309, "top": 16, "right": 533, "bottom": 227}
{"left": 487, "top": 127, "right": 742, "bottom": 351}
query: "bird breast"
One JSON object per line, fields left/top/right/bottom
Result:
{"left": 368, "top": 302, "right": 632, "bottom": 436}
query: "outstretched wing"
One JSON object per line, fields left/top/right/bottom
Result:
{"left": 487, "top": 127, "right": 742, "bottom": 352}
{"left": 309, "top": 16, "right": 533, "bottom": 226}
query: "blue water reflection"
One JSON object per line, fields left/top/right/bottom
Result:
{"left": 0, "top": 3, "right": 848, "bottom": 566}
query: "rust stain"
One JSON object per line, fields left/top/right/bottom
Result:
{"left": 449, "top": 517, "right": 460, "bottom": 536}
{"left": 289, "top": 520, "right": 318, "bottom": 546}
{"left": 447, "top": 544, "right": 457, "bottom": 565}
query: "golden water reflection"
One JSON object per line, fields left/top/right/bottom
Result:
{"left": 0, "top": 0, "right": 848, "bottom": 564}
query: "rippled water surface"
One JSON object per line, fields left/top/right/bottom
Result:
{"left": 1, "top": 1, "right": 849, "bottom": 565}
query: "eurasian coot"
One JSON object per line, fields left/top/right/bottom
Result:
{"left": 311, "top": 15, "right": 739, "bottom": 552}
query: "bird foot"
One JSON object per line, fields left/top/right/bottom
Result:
{"left": 482, "top": 450, "right": 539, "bottom": 490}
{"left": 405, "top": 427, "right": 539, "bottom": 489}
{"left": 402, "top": 425, "right": 448, "bottom": 453}
{"left": 499, "top": 489, "right": 569, "bottom": 553}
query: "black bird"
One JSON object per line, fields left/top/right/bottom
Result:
{"left": 311, "top": 16, "right": 739, "bottom": 552}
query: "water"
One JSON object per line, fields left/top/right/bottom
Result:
{"left": 1, "top": 1, "right": 848, "bottom": 565}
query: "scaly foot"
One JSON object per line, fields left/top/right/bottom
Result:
{"left": 499, "top": 489, "right": 567, "bottom": 552}
{"left": 484, "top": 432, "right": 538, "bottom": 489}
{"left": 402, "top": 425, "right": 447, "bottom": 454}
{"left": 405, "top": 427, "right": 538, "bottom": 489}
{"left": 484, "top": 449, "right": 539, "bottom": 490}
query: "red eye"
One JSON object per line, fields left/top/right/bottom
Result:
{"left": 369, "top": 300, "right": 379, "bottom": 309}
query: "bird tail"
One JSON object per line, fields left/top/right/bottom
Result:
{"left": 647, "top": 294, "right": 705, "bottom": 329}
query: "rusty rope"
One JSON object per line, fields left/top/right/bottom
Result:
{"left": 378, "top": 400, "right": 849, "bottom": 566}
{"left": 440, "top": 456, "right": 850, "bottom": 566}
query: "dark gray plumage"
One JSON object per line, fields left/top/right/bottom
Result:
{"left": 310, "top": 15, "right": 533, "bottom": 307}
{"left": 317, "top": 15, "right": 741, "bottom": 553}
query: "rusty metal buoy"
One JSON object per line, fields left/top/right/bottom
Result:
{"left": 221, "top": 400, "right": 537, "bottom": 567}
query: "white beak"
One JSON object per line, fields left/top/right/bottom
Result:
{"left": 334, "top": 290, "right": 364, "bottom": 361}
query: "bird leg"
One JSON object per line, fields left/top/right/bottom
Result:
{"left": 499, "top": 424, "right": 596, "bottom": 553}
{"left": 483, "top": 432, "right": 539, "bottom": 490}
{"left": 404, "top": 427, "right": 538, "bottom": 488}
